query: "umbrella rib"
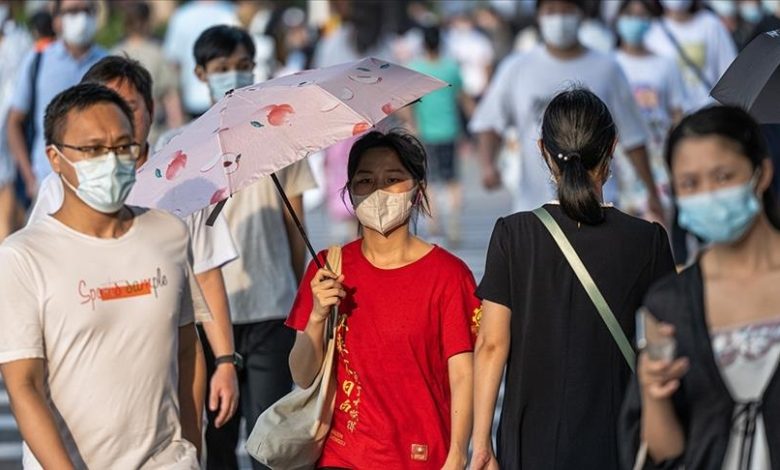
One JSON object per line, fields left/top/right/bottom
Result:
{"left": 216, "top": 109, "right": 232, "bottom": 196}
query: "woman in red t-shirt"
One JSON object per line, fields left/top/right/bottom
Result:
{"left": 287, "top": 130, "right": 479, "bottom": 469}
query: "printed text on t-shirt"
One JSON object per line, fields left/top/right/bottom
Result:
{"left": 79, "top": 268, "right": 169, "bottom": 310}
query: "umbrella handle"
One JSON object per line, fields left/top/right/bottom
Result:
{"left": 271, "top": 172, "right": 338, "bottom": 339}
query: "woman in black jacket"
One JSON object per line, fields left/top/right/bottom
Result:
{"left": 621, "top": 105, "right": 780, "bottom": 469}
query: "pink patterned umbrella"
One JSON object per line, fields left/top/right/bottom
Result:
{"left": 127, "top": 58, "right": 447, "bottom": 218}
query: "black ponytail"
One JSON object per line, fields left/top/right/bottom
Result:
{"left": 541, "top": 88, "right": 617, "bottom": 225}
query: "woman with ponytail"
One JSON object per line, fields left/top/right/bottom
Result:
{"left": 471, "top": 88, "right": 676, "bottom": 470}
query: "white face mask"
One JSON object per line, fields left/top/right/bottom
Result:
{"left": 57, "top": 148, "right": 137, "bottom": 214}
{"left": 61, "top": 12, "right": 97, "bottom": 47}
{"left": 207, "top": 70, "right": 255, "bottom": 101}
{"left": 538, "top": 13, "right": 582, "bottom": 49}
{"left": 352, "top": 187, "right": 417, "bottom": 236}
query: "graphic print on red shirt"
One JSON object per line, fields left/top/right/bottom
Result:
{"left": 287, "top": 240, "right": 479, "bottom": 469}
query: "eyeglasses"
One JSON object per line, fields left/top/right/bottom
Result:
{"left": 55, "top": 143, "right": 142, "bottom": 160}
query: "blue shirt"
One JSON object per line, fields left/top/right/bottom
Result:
{"left": 10, "top": 40, "right": 106, "bottom": 183}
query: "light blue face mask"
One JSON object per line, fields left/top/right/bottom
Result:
{"left": 207, "top": 70, "right": 255, "bottom": 101}
{"left": 677, "top": 176, "right": 762, "bottom": 244}
{"left": 617, "top": 16, "right": 652, "bottom": 46}
{"left": 57, "top": 148, "right": 137, "bottom": 214}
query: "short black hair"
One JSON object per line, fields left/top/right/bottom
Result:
{"left": 536, "top": 0, "right": 588, "bottom": 12}
{"left": 44, "top": 83, "right": 135, "bottom": 146}
{"left": 123, "top": 1, "right": 151, "bottom": 35}
{"left": 194, "top": 25, "right": 256, "bottom": 68}
{"left": 422, "top": 26, "right": 440, "bottom": 53}
{"left": 29, "top": 11, "right": 55, "bottom": 39}
{"left": 81, "top": 56, "right": 154, "bottom": 115}
{"left": 617, "top": 0, "right": 663, "bottom": 17}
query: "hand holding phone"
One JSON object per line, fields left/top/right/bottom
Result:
{"left": 636, "top": 307, "right": 677, "bottom": 361}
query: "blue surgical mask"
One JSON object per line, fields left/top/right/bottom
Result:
{"left": 538, "top": 13, "right": 582, "bottom": 49}
{"left": 740, "top": 2, "right": 764, "bottom": 23}
{"left": 677, "top": 177, "right": 762, "bottom": 244}
{"left": 57, "top": 148, "right": 137, "bottom": 214}
{"left": 207, "top": 70, "right": 255, "bottom": 101}
{"left": 709, "top": 0, "right": 737, "bottom": 17}
{"left": 617, "top": 16, "right": 652, "bottom": 46}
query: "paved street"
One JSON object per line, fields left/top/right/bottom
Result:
{"left": 0, "top": 156, "right": 512, "bottom": 469}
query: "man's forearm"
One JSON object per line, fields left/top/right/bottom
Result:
{"left": 626, "top": 145, "right": 660, "bottom": 200}
{"left": 7, "top": 111, "right": 33, "bottom": 181}
{"left": 477, "top": 131, "right": 501, "bottom": 169}
{"left": 195, "top": 268, "right": 234, "bottom": 357}
{"left": 178, "top": 324, "right": 205, "bottom": 456}
{"left": 5, "top": 380, "right": 73, "bottom": 469}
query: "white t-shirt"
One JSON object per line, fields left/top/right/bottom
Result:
{"left": 221, "top": 160, "right": 316, "bottom": 324}
{"left": 445, "top": 27, "right": 495, "bottom": 97}
{"left": 0, "top": 209, "right": 210, "bottom": 469}
{"left": 469, "top": 46, "right": 649, "bottom": 212}
{"left": 28, "top": 172, "right": 239, "bottom": 275}
{"left": 644, "top": 11, "right": 737, "bottom": 110}
{"left": 614, "top": 51, "right": 687, "bottom": 146}
{"left": 163, "top": 1, "right": 238, "bottom": 115}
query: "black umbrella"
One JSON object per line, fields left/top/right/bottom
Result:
{"left": 711, "top": 30, "right": 780, "bottom": 123}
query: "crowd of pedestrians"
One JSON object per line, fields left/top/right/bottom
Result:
{"left": 0, "top": 0, "right": 779, "bottom": 469}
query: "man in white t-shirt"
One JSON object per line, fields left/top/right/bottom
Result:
{"left": 471, "top": 0, "right": 663, "bottom": 219}
{"left": 0, "top": 83, "right": 209, "bottom": 468}
{"left": 28, "top": 56, "right": 242, "bottom": 430}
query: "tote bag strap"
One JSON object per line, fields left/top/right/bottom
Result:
{"left": 533, "top": 208, "right": 636, "bottom": 372}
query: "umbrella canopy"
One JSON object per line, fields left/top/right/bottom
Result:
{"left": 127, "top": 57, "right": 447, "bottom": 218}
{"left": 711, "top": 30, "right": 780, "bottom": 123}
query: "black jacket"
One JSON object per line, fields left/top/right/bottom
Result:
{"left": 619, "top": 263, "right": 780, "bottom": 470}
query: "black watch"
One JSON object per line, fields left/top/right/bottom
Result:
{"left": 215, "top": 352, "right": 243, "bottom": 371}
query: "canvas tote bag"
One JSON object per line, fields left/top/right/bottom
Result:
{"left": 246, "top": 246, "right": 342, "bottom": 469}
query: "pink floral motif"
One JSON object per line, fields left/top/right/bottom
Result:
{"left": 352, "top": 122, "right": 371, "bottom": 136}
{"left": 210, "top": 187, "right": 229, "bottom": 205}
{"left": 165, "top": 150, "right": 187, "bottom": 180}
{"left": 381, "top": 102, "right": 394, "bottom": 115}
{"left": 265, "top": 104, "right": 295, "bottom": 126}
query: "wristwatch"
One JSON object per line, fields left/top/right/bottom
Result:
{"left": 214, "top": 352, "right": 244, "bottom": 371}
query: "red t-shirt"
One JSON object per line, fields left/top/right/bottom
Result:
{"left": 286, "top": 240, "right": 480, "bottom": 469}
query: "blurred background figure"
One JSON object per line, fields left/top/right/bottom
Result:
{"left": 309, "top": 0, "right": 398, "bottom": 241}
{"left": 0, "top": 0, "right": 32, "bottom": 241}
{"left": 708, "top": 0, "right": 763, "bottom": 49}
{"left": 163, "top": 0, "right": 238, "bottom": 120}
{"left": 114, "top": 0, "right": 182, "bottom": 144}
{"left": 28, "top": 8, "right": 55, "bottom": 50}
{"left": 6, "top": 0, "right": 106, "bottom": 211}
{"left": 613, "top": 0, "right": 687, "bottom": 220}
{"left": 644, "top": 0, "right": 736, "bottom": 110}
{"left": 236, "top": 0, "right": 276, "bottom": 82}
{"left": 445, "top": 10, "right": 495, "bottom": 103}
{"left": 409, "top": 25, "right": 473, "bottom": 247}
{"left": 578, "top": 0, "right": 617, "bottom": 52}
{"left": 747, "top": 0, "right": 780, "bottom": 42}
